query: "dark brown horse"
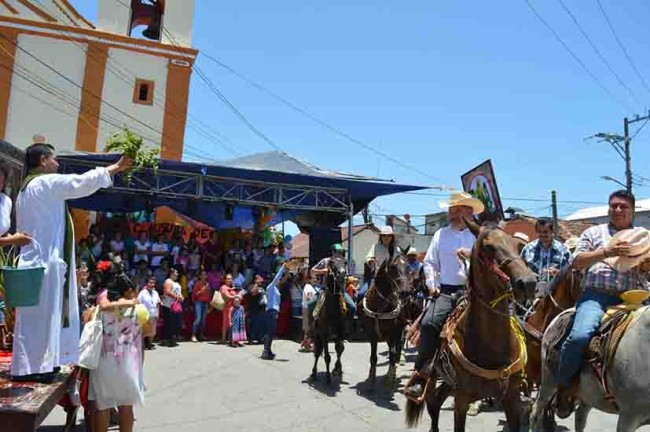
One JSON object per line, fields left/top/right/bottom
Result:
{"left": 405, "top": 221, "right": 537, "bottom": 432}
{"left": 521, "top": 266, "right": 582, "bottom": 429}
{"left": 359, "top": 246, "right": 415, "bottom": 389}
{"left": 311, "top": 256, "right": 348, "bottom": 384}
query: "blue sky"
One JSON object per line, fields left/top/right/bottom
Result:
{"left": 71, "top": 0, "right": 650, "bottom": 229}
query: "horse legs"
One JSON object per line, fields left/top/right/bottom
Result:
{"left": 311, "top": 334, "right": 323, "bottom": 381}
{"left": 425, "top": 381, "right": 452, "bottom": 432}
{"left": 323, "top": 338, "right": 332, "bottom": 384}
{"left": 368, "top": 335, "right": 378, "bottom": 387}
{"left": 574, "top": 402, "right": 591, "bottom": 432}
{"left": 501, "top": 382, "right": 522, "bottom": 432}
{"left": 452, "top": 394, "right": 471, "bottom": 432}
{"left": 385, "top": 333, "right": 399, "bottom": 390}
{"left": 530, "top": 364, "right": 557, "bottom": 432}
{"left": 616, "top": 413, "right": 643, "bottom": 432}
{"left": 333, "top": 338, "right": 344, "bottom": 377}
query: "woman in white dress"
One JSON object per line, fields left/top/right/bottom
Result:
{"left": 90, "top": 261, "right": 150, "bottom": 432}
{"left": 0, "top": 162, "right": 30, "bottom": 247}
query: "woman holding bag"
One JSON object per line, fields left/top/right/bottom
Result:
{"left": 161, "top": 268, "right": 183, "bottom": 347}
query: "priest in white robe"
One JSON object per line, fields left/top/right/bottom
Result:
{"left": 11, "top": 143, "right": 131, "bottom": 380}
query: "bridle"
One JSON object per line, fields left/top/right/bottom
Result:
{"left": 469, "top": 226, "right": 528, "bottom": 316}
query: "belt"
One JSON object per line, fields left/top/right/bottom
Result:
{"left": 440, "top": 284, "right": 464, "bottom": 295}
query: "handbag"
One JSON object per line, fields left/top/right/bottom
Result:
{"left": 210, "top": 290, "right": 225, "bottom": 311}
{"left": 171, "top": 300, "right": 182, "bottom": 314}
{"left": 78, "top": 307, "right": 103, "bottom": 370}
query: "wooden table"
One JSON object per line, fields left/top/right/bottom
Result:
{"left": 0, "top": 361, "right": 75, "bottom": 431}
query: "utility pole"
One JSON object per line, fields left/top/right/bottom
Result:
{"left": 551, "top": 190, "right": 558, "bottom": 240}
{"left": 590, "top": 110, "right": 650, "bottom": 194}
{"left": 624, "top": 117, "right": 632, "bottom": 193}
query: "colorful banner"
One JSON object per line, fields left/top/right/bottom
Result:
{"left": 461, "top": 159, "right": 504, "bottom": 224}
{"left": 128, "top": 222, "right": 214, "bottom": 244}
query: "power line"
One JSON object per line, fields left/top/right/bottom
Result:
{"left": 402, "top": 190, "right": 604, "bottom": 205}
{"left": 200, "top": 52, "right": 444, "bottom": 186}
{"left": 556, "top": 0, "right": 642, "bottom": 106}
{"left": 596, "top": 0, "right": 650, "bottom": 95}
{"left": 523, "top": 0, "right": 631, "bottom": 111}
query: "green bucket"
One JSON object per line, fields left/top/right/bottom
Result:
{"left": 1, "top": 266, "right": 46, "bottom": 307}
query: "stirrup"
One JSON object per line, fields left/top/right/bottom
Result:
{"left": 403, "top": 371, "right": 432, "bottom": 405}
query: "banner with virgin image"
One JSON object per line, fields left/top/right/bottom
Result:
{"left": 461, "top": 159, "right": 504, "bottom": 224}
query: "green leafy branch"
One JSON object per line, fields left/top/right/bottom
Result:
{"left": 105, "top": 128, "right": 159, "bottom": 184}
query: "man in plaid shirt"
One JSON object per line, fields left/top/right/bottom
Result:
{"left": 554, "top": 190, "right": 649, "bottom": 418}
{"left": 520, "top": 217, "right": 571, "bottom": 280}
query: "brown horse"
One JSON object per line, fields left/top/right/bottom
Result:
{"left": 520, "top": 266, "right": 582, "bottom": 430}
{"left": 359, "top": 246, "right": 416, "bottom": 390}
{"left": 405, "top": 221, "right": 537, "bottom": 432}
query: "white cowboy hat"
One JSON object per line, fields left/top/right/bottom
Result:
{"left": 564, "top": 236, "right": 579, "bottom": 251}
{"left": 604, "top": 228, "right": 650, "bottom": 272}
{"left": 406, "top": 247, "right": 418, "bottom": 256}
{"left": 379, "top": 226, "right": 394, "bottom": 236}
{"left": 439, "top": 191, "right": 485, "bottom": 215}
{"left": 513, "top": 232, "right": 530, "bottom": 243}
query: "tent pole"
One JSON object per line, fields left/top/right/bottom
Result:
{"left": 347, "top": 198, "right": 354, "bottom": 274}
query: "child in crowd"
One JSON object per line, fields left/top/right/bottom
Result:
{"left": 229, "top": 295, "right": 247, "bottom": 347}
{"left": 188, "top": 246, "right": 202, "bottom": 274}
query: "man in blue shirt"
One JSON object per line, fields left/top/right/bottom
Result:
{"left": 520, "top": 218, "right": 571, "bottom": 297}
{"left": 261, "top": 262, "right": 292, "bottom": 360}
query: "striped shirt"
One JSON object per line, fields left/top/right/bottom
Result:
{"left": 574, "top": 224, "right": 649, "bottom": 295}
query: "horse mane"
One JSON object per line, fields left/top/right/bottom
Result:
{"left": 548, "top": 266, "right": 571, "bottom": 293}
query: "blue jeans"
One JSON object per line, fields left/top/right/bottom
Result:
{"left": 554, "top": 290, "right": 620, "bottom": 386}
{"left": 264, "top": 310, "right": 279, "bottom": 354}
{"left": 192, "top": 301, "right": 208, "bottom": 336}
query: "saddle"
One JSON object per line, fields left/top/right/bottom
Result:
{"left": 434, "top": 301, "right": 526, "bottom": 389}
{"left": 545, "top": 295, "right": 649, "bottom": 405}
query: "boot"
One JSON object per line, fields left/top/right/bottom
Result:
{"left": 555, "top": 384, "right": 577, "bottom": 419}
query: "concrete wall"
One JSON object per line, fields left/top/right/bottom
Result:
{"left": 5, "top": 34, "right": 86, "bottom": 152}
{"left": 96, "top": 48, "right": 168, "bottom": 150}
{"left": 96, "top": 0, "right": 131, "bottom": 35}
{"left": 161, "top": 0, "right": 195, "bottom": 47}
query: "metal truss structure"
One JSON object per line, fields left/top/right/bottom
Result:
{"left": 58, "top": 157, "right": 353, "bottom": 214}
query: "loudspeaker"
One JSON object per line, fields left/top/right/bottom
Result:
{"left": 308, "top": 227, "right": 341, "bottom": 266}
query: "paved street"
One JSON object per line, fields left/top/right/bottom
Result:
{"left": 39, "top": 339, "right": 646, "bottom": 431}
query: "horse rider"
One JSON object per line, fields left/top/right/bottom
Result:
{"left": 309, "top": 243, "right": 357, "bottom": 315}
{"left": 404, "top": 191, "right": 484, "bottom": 405}
{"left": 520, "top": 217, "right": 571, "bottom": 297}
{"left": 554, "top": 190, "right": 650, "bottom": 418}
{"left": 406, "top": 247, "right": 426, "bottom": 298}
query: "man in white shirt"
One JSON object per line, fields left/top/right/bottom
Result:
{"left": 150, "top": 234, "right": 169, "bottom": 269}
{"left": 405, "top": 191, "right": 484, "bottom": 401}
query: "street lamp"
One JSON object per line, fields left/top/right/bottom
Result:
{"left": 600, "top": 175, "right": 627, "bottom": 189}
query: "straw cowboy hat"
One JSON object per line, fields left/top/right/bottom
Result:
{"left": 379, "top": 226, "right": 395, "bottom": 236}
{"left": 440, "top": 191, "right": 485, "bottom": 215}
{"left": 406, "top": 247, "right": 418, "bottom": 256}
{"left": 513, "top": 232, "right": 530, "bottom": 243}
{"left": 564, "top": 236, "right": 579, "bottom": 251}
{"left": 604, "top": 227, "right": 650, "bottom": 272}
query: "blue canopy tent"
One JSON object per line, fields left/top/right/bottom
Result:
{"left": 55, "top": 150, "right": 430, "bottom": 264}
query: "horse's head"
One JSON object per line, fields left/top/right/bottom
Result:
{"left": 325, "top": 256, "right": 348, "bottom": 294}
{"left": 375, "top": 246, "right": 410, "bottom": 294}
{"left": 465, "top": 219, "right": 537, "bottom": 305}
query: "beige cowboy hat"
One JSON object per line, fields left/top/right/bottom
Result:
{"left": 513, "top": 232, "right": 530, "bottom": 243}
{"left": 406, "top": 247, "right": 418, "bottom": 256}
{"left": 604, "top": 228, "right": 650, "bottom": 272}
{"left": 439, "top": 191, "right": 485, "bottom": 215}
{"left": 564, "top": 236, "right": 579, "bottom": 251}
{"left": 379, "top": 226, "right": 395, "bottom": 236}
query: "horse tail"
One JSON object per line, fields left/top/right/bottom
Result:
{"left": 404, "top": 398, "right": 424, "bottom": 428}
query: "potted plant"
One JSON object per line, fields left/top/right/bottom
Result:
{"left": 0, "top": 245, "right": 45, "bottom": 308}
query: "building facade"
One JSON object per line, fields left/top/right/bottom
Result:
{"left": 0, "top": 0, "right": 197, "bottom": 160}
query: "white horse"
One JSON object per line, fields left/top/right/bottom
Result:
{"left": 531, "top": 307, "right": 650, "bottom": 432}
